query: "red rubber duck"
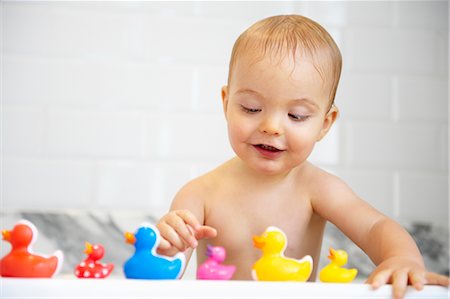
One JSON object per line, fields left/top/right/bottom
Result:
{"left": 1, "top": 219, "right": 63, "bottom": 278}
{"left": 75, "top": 242, "right": 114, "bottom": 278}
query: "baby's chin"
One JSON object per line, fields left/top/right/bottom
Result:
{"left": 246, "top": 160, "right": 294, "bottom": 177}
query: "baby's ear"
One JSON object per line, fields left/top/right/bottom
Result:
{"left": 221, "top": 85, "right": 229, "bottom": 117}
{"left": 317, "top": 105, "right": 339, "bottom": 141}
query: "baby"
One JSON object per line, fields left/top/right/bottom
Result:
{"left": 156, "top": 15, "right": 449, "bottom": 298}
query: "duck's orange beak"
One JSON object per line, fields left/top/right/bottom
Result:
{"left": 253, "top": 235, "right": 265, "bottom": 249}
{"left": 2, "top": 230, "right": 10, "bottom": 241}
{"left": 125, "top": 232, "right": 136, "bottom": 245}
{"left": 328, "top": 247, "right": 336, "bottom": 260}
{"left": 84, "top": 242, "right": 93, "bottom": 254}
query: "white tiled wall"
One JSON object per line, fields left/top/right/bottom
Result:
{"left": 2, "top": 1, "right": 448, "bottom": 225}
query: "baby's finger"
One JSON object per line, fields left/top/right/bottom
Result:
{"left": 158, "top": 222, "right": 187, "bottom": 251}
{"left": 370, "top": 269, "right": 392, "bottom": 289}
{"left": 425, "top": 272, "right": 450, "bottom": 286}
{"left": 166, "top": 216, "right": 197, "bottom": 248}
{"left": 392, "top": 269, "right": 409, "bottom": 299}
{"left": 156, "top": 246, "right": 181, "bottom": 257}
{"left": 195, "top": 226, "right": 217, "bottom": 240}
{"left": 158, "top": 237, "right": 172, "bottom": 250}
{"left": 175, "top": 210, "right": 201, "bottom": 231}
{"left": 408, "top": 271, "right": 425, "bottom": 290}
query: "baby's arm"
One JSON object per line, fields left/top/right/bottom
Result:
{"left": 311, "top": 171, "right": 449, "bottom": 299}
{"left": 156, "top": 180, "right": 217, "bottom": 259}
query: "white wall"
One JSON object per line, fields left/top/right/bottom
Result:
{"left": 2, "top": 1, "right": 448, "bottom": 225}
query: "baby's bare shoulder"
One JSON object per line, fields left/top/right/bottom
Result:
{"left": 174, "top": 160, "right": 232, "bottom": 202}
{"left": 302, "top": 162, "right": 354, "bottom": 199}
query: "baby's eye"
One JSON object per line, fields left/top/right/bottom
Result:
{"left": 288, "top": 113, "right": 310, "bottom": 122}
{"left": 241, "top": 105, "right": 261, "bottom": 114}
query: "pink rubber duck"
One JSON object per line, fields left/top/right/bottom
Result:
{"left": 197, "top": 245, "right": 236, "bottom": 280}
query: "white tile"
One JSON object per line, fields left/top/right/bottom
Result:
{"left": 296, "top": 1, "right": 348, "bottom": 27}
{"left": 3, "top": 2, "right": 144, "bottom": 60}
{"left": 44, "top": 109, "right": 146, "bottom": 157}
{"left": 438, "top": 125, "right": 448, "bottom": 171}
{"left": 95, "top": 160, "right": 192, "bottom": 211}
{"left": 397, "top": 75, "right": 447, "bottom": 121}
{"left": 190, "top": 160, "right": 232, "bottom": 179}
{"left": 395, "top": 1, "right": 448, "bottom": 30}
{"left": 2, "top": 157, "right": 94, "bottom": 209}
{"left": 142, "top": 17, "right": 245, "bottom": 66}
{"left": 398, "top": 171, "right": 448, "bottom": 222}
{"left": 336, "top": 169, "right": 395, "bottom": 217}
{"left": 346, "top": 121, "right": 441, "bottom": 168}
{"left": 73, "top": 2, "right": 197, "bottom": 17}
{"left": 196, "top": 66, "right": 228, "bottom": 113}
{"left": 326, "top": 27, "right": 344, "bottom": 54}
{"left": 96, "top": 160, "right": 154, "bottom": 209}
{"left": 98, "top": 62, "right": 194, "bottom": 112}
{"left": 3, "top": 55, "right": 101, "bottom": 107}
{"left": 436, "top": 31, "right": 449, "bottom": 76}
{"left": 195, "top": 2, "right": 297, "bottom": 21}
{"left": 309, "top": 122, "right": 340, "bottom": 166}
{"left": 3, "top": 55, "right": 194, "bottom": 111}
{"left": 346, "top": 1, "right": 393, "bottom": 27}
{"left": 144, "top": 112, "right": 232, "bottom": 162}
{"left": 337, "top": 73, "right": 392, "bottom": 120}
{"left": 2, "top": 105, "right": 44, "bottom": 155}
{"left": 347, "top": 28, "right": 437, "bottom": 74}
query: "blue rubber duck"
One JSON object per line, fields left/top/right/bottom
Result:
{"left": 123, "top": 223, "right": 185, "bottom": 279}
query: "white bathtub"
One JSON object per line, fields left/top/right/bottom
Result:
{"left": 2, "top": 278, "right": 448, "bottom": 298}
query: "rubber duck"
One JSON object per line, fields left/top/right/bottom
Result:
{"left": 1, "top": 219, "right": 63, "bottom": 278}
{"left": 252, "top": 226, "right": 313, "bottom": 281}
{"left": 123, "top": 223, "right": 185, "bottom": 279}
{"left": 319, "top": 247, "right": 358, "bottom": 283}
{"left": 197, "top": 245, "right": 236, "bottom": 280}
{"left": 75, "top": 242, "right": 114, "bottom": 278}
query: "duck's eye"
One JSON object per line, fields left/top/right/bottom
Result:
{"left": 241, "top": 105, "right": 261, "bottom": 114}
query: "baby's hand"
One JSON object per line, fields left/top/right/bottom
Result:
{"left": 367, "top": 257, "right": 450, "bottom": 299}
{"left": 156, "top": 209, "right": 217, "bottom": 256}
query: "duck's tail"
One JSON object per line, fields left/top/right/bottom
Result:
{"left": 344, "top": 268, "right": 358, "bottom": 282}
{"left": 52, "top": 250, "right": 64, "bottom": 277}
{"left": 297, "top": 255, "right": 313, "bottom": 281}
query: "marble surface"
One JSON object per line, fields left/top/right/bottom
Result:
{"left": 1, "top": 211, "right": 448, "bottom": 279}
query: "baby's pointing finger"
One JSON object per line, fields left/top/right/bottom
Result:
{"left": 195, "top": 226, "right": 217, "bottom": 240}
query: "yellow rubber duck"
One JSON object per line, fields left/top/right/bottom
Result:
{"left": 252, "top": 226, "right": 313, "bottom": 281}
{"left": 319, "top": 247, "right": 358, "bottom": 283}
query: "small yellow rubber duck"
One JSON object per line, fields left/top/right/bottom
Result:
{"left": 319, "top": 247, "right": 358, "bottom": 283}
{"left": 252, "top": 226, "right": 313, "bottom": 281}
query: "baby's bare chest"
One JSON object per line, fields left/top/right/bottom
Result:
{"left": 198, "top": 191, "right": 324, "bottom": 279}
{"left": 205, "top": 191, "right": 314, "bottom": 253}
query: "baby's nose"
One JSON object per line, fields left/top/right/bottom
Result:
{"left": 259, "top": 115, "right": 283, "bottom": 136}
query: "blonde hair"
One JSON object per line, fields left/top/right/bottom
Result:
{"left": 228, "top": 15, "right": 342, "bottom": 105}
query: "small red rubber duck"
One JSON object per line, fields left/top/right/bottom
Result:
{"left": 75, "top": 242, "right": 114, "bottom": 278}
{"left": 1, "top": 219, "right": 63, "bottom": 278}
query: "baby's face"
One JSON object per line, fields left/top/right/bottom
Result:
{"left": 222, "top": 52, "right": 337, "bottom": 175}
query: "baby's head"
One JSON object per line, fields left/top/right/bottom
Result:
{"left": 227, "top": 15, "right": 342, "bottom": 108}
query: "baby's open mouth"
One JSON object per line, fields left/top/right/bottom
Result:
{"left": 255, "top": 144, "right": 282, "bottom": 152}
